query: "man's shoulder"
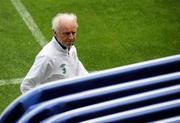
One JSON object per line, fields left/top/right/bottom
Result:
{"left": 38, "top": 41, "right": 56, "bottom": 56}
{"left": 36, "top": 53, "right": 54, "bottom": 63}
{"left": 71, "top": 45, "right": 77, "bottom": 52}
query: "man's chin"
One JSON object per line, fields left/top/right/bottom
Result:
{"left": 67, "top": 43, "right": 74, "bottom": 47}
{"left": 66, "top": 44, "right": 73, "bottom": 49}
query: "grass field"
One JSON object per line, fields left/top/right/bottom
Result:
{"left": 0, "top": 0, "right": 180, "bottom": 114}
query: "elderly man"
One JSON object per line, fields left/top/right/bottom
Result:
{"left": 20, "top": 13, "right": 88, "bottom": 93}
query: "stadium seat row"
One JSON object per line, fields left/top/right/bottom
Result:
{"left": 1, "top": 54, "right": 180, "bottom": 123}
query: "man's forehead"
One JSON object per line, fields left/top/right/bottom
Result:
{"left": 59, "top": 21, "right": 77, "bottom": 31}
{"left": 60, "top": 19, "right": 76, "bottom": 26}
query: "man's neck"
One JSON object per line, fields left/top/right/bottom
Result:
{"left": 54, "top": 36, "right": 67, "bottom": 50}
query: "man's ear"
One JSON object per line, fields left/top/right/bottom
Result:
{"left": 53, "top": 30, "right": 56, "bottom": 36}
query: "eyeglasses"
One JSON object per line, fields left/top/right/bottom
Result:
{"left": 61, "top": 31, "right": 76, "bottom": 37}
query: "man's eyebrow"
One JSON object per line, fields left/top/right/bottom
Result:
{"left": 62, "top": 31, "right": 76, "bottom": 34}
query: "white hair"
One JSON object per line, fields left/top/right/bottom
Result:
{"left": 52, "top": 13, "right": 78, "bottom": 32}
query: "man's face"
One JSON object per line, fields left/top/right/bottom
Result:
{"left": 54, "top": 21, "right": 77, "bottom": 48}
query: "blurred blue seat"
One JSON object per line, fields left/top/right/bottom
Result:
{"left": 80, "top": 99, "right": 180, "bottom": 123}
{"left": 39, "top": 85, "right": 180, "bottom": 123}
{"left": 0, "top": 55, "right": 180, "bottom": 123}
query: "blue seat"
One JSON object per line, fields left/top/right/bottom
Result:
{"left": 38, "top": 85, "right": 180, "bottom": 123}
{"left": 80, "top": 99, "right": 180, "bottom": 123}
{"left": 151, "top": 116, "right": 180, "bottom": 123}
{"left": 17, "top": 72, "right": 180, "bottom": 122}
{"left": 1, "top": 55, "right": 180, "bottom": 123}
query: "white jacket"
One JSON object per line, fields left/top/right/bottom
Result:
{"left": 20, "top": 37, "right": 88, "bottom": 93}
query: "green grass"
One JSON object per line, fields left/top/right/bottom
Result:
{"left": 0, "top": 84, "right": 21, "bottom": 113}
{"left": 0, "top": 0, "right": 41, "bottom": 113}
{"left": 0, "top": 1, "right": 41, "bottom": 79}
{"left": 0, "top": 0, "right": 180, "bottom": 114}
{"left": 21, "top": 0, "right": 180, "bottom": 70}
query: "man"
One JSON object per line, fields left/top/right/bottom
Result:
{"left": 20, "top": 13, "right": 88, "bottom": 93}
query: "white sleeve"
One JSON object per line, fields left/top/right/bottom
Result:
{"left": 20, "top": 55, "right": 53, "bottom": 94}
{"left": 77, "top": 60, "right": 88, "bottom": 75}
{"left": 73, "top": 47, "right": 88, "bottom": 75}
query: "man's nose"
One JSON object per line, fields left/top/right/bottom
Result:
{"left": 69, "top": 33, "right": 74, "bottom": 39}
